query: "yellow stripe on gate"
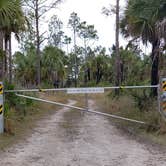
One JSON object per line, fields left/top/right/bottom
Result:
{"left": 162, "top": 81, "right": 166, "bottom": 91}
{"left": 0, "top": 84, "right": 3, "bottom": 95}
{"left": 0, "top": 105, "right": 3, "bottom": 115}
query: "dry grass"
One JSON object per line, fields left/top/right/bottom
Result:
{"left": 92, "top": 92, "right": 166, "bottom": 146}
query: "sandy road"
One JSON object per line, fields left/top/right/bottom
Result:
{"left": 0, "top": 100, "right": 166, "bottom": 166}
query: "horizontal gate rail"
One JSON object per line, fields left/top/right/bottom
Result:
{"left": 16, "top": 93, "right": 147, "bottom": 125}
{"left": 5, "top": 88, "right": 67, "bottom": 93}
{"left": 5, "top": 85, "right": 159, "bottom": 93}
{"left": 16, "top": 93, "right": 85, "bottom": 111}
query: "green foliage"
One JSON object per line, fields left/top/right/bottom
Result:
{"left": 68, "top": 12, "right": 80, "bottom": 32}
{"left": 14, "top": 43, "right": 36, "bottom": 86}
{"left": 0, "top": 0, "right": 24, "bottom": 29}
{"left": 77, "top": 45, "right": 152, "bottom": 86}
{"left": 121, "top": 0, "right": 165, "bottom": 44}
{"left": 119, "top": 49, "right": 151, "bottom": 85}
{"left": 0, "top": 49, "right": 5, "bottom": 59}
{"left": 48, "top": 15, "right": 64, "bottom": 48}
{"left": 120, "top": 0, "right": 166, "bottom": 96}
{"left": 130, "top": 89, "right": 152, "bottom": 111}
{"left": 4, "top": 82, "right": 33, "bottom": 118}
{"left": 78, "top": 21, "right": 98, "bottom": 44}
{"left": 5, "top": 83, "right": 18, "bottom": 107}
{"left": 41, "top": 46, "right": 67, "bottom": 85}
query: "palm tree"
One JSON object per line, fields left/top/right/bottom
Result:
{"left": 157, "top": 19, "right": 166, "bottom": 42}
{"left": 0, "top": 0, "right": 25, "bottom": 82}
{"left": 157, "top": 0, "right": 166, "bottom": 45}
{"left": 0, "top": 0, "right": 13, "bottom": 79}
{"left": 42, "top": 46, "right": 66, "bottom": 86}
{"left": 6, "top": 7, "right": 25, "bottom": 83}
{"left": 120, "top": 0, "right": 166, "bottom": 96}
{"left": 14, "top": 44, "right": 36, "bottom": 86}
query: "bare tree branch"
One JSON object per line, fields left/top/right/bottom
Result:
{"left": 23, "top": 1, "right": 36, "bottom": 10}
{"left": 39, "top": 37, "right": 49, "bottom": 45}
{"left": 38, "top": 0, "right": 62, "bottom": 11}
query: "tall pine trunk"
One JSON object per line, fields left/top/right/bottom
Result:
{"left": 115, "top": 0, "right": 121, "bottom": 93}
{"left": 4, "top": 37, "right": 8, "bottom": 77}
{"left": 35, "top": 0, "right": 41, "bottom": 85}
{"left": 9, "top": 34, "right": 12, "bottom": 84}
{"left": 84, "top": 38, "right": 88, "bottom": 85}
{"left": 0, "top": 30, "right": 4, "bottom": 80}
{"left": 151, "top": 39, "right": 160, "bottom": 96}
{"left": 73, "top": 28, "right": 77, "bottom": 87}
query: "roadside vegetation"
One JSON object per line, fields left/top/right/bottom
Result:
{"left": 0, "top": 0, "right": 165, "bottom": 147}
{"left": 94, "top": 91, "right": 166, "bottom": 145}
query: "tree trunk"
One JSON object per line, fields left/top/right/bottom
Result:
{"left": 9, "top": 34, "right": 12, "bottom": 84}
{"left": 4, "top": 36, "right": 8, "bottom": 77}
{"left": 87, "top": 67, "right": 90, "bottom": 81}
{"left": 151, "top": 39, "right": 160, "bottom": 96}
{"left": 115, "top": 0, "right": 121, "bottom": 93}
{"left": 73, "top": 28, "right": 77, "bottom": 87}
{"left": 96, "top": 65, "right": 102, "bottom": 84}
{"left": 96, "top": 67, "right": 100, "bottom": 84}
{"left": 84, "top": 39, "right": 88, "bottom": 85}
{"left": 0, "top": 30, "right": 4, "bottom": 80}
{"left": 35, "top": 0, "right": 41, "bottom": 85}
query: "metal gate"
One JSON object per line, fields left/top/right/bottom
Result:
{"left": 6, "top": 85, "right": 162, "bottom": 123}
{"left": 0, "top": 80, "right": 165, "bottom": 133}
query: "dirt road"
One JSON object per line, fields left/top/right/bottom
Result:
{"left": 0, "top": 100, "right": 166, "bottom": 166}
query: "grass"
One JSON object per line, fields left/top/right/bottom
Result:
{"left": 93, "top": 92, "right": 166, "bottom": 146}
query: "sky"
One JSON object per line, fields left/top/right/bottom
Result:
{"left": 53, "top": 0, "right": 127, "bottom": 49}
{"left": 13, "top": 0, "right": 129, "bottom": 53}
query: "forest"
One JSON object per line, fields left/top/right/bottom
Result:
{"left": 0, "top": 0, "right": 165, "bottom": 90}
{"left": 0, "top": 0, "right": 166, "bottom": 133}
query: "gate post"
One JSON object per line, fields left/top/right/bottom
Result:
{"left": 85, "top": 93, "right": 88, "bottom": 111}
{"left": 157, "top": 80, "right": 161, "bottom": 115}
{"left": 0, "top": 82, "right": 3, "bottom": 133}
{"left": 161, "top": 78, "right": 166, "bottom": 116}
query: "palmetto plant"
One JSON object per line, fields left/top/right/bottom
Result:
{"left": 157, "top": 0, "right": 166, "bottom": 46}
{"left": 41, "top": 46, "right": 66, "bottom": 85}
{"left": 14, "top": 44, "right": 36, "bottom": 86}
{"left": 120, "top": 0, "right": 166, "bottom": 95}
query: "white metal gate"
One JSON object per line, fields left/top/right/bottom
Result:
{"left": 3, "top": 84, "right": 161, "bottom": 129}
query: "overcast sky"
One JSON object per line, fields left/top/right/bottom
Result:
{"left": 54, "top": 0, "right": 127, "bottom": 49}
{"left": 13, "top": 0, "right": 128, "bottom": 53}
